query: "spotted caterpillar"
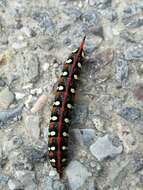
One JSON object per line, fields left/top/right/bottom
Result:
{"left": 48, "top": 36, "right": 86, "bottom": 176}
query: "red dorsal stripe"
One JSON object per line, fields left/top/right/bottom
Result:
{"left": 57, "top": 37, "right": 86, "bottom": 173}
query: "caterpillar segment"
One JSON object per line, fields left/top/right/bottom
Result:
{"left": 48, "top": 36, "right": 86, "bottom": 177}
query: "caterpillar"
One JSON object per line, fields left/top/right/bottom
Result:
{"left": 48, "top": 36, "right": 86, "bottom": 177}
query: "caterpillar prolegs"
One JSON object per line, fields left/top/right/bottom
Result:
{"left": 48, "top": 36, "right": 86, "bottom": 176}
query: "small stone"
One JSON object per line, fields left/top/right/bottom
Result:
{"left": 135, "top": 120, "right": 143, "bottom": 135}
{"left": 85, "top": 37, "right": 103, "bottom": 54}
{"left": 0, "top": 87, "right": 14, "bottom": 109}
{"left": 22, "top": 52, "right": 39, "bottom": 83}
{"left": 124, "top": 45, "right": 143, "bottom": 62}
{"left": 115, "top": 56, "right": 128, "bottom": 85}
{"left": 92, "top": 117, "right": 105, "bottom": 132}
{"left": 89, "top": 0, "right": 111, "bottom": 8}
{"left": 49, "top": 170, "right": 56, "bottom": 177}
{"left": 66, "top": 160, "right": 91, "bottom": 190}
{"left": 82, "top": 10, "right": 100, "bottom": 27}
{"left": 122, "top": 3, "right": 143, "bottom": 28}
{"left": 64, "top": 8, "right": 82, "bottom": 21}
{"left": 0, "top": 174, "right": 9, "bottom": 188}
{"left": 90, "top": 134, "right": 123, "bottom": 161}
{"left": 132, "top": 152, "right": 143, "bottom": 173}
{"left": 8, "top": 179, "right": 23, "bottom": 190}
{"left": 32, "top": 11, "right": 54, "bottom": 32}
{"left": 15, "top": 92, "right": 25, "bottom": 100}
{"left": 31, "top": 94, "right": 48, "bottom": 113}
{"left": 72, "top": 104, "right": 88, "bottom": 124}
{"left": 0, "top": 79, "right": 5, "bottom": 87}
{"left": 22, "top": 83, "right": 33, "bottom": 90}
{"left": 0, "top": 104, "right": 23, "bottom": 127}
{"left": 42, "top": 63, "right": 49, "bottom": 71}
{"left": 119, "top": 107, "right": 141, "bottom": 122}
{"left": 133, "top": 84, "right": 143, "bottom": 101}
{"left": 23, "top": 144, "right": 47, "bottom": 163}
{"left": 23, "top": 113, "right": 40, "bottom": 140}
{"left": 117, "top": 124, "right": 136, "bottom": 153}
{"left": 53, "top": 181, "right": 65, "bottom": 190}
{"left": 30, "top": 88, "right": 43, "bottom": 96}
{"left": 72, "top": 129, "right": 96, "bottom": 146}
{"left": 15, "top": 170, "right": 37, "bottom": 190}
{"left": 12, "top": 41, "right": 28, "bottom": 50}
{"left": 88, "top": 0, "right": 96, "bottom": 6}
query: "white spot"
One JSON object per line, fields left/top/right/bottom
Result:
{"left": 63, "top": 132, "right": 69, "bottom": 137}
{"left": 82, "top": 51, "right": 85, "bottom": 57}
{"left": 77, "top": 62, "right": 82, "bottom": 68}
{"left": 62, "top": 71, "right": 68, "bottom": 76}
{"left": 74, "top": 74, "right": 78, "bottom": 80}
{"left": 50, "top": 159, "right": 56, "bottom": 163}
{"left": 54, "top": 101, "right": 60, "bottom": 106}
{"left": 67, "top": 103, "right": 72, "bottom": 109}
{"left": 70, "top": 88, "right": 75, "bottom": 94}
{"left": 57, "top": 85, "right": 64, "bottom": 91}
{"left": 62, "top": 146, "right": 67, "bottom": 150}
{"left": 72, "top": 49, "right": 78, "bottom": 53}
{"left": 50, "top": 131, "right": 56, "bottom": 136}
{"left": 64, "top": 118, "right": 70, "bottom": 123}
{"left": 62, "top": 158, "right": 67, "bottom": 162}
{"left": 66, "top": 59, "right": 72, "bottom": 64}
{"left": 51, "top": 146, "right": 56, "bottom": 151}
{"left": 48, "top": 147, "right": 51, "bottom": 150}
{"left": 51, "top": 116, "right": 58, "bottom": 121}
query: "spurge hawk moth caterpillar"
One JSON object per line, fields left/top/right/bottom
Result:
{"left": 48, "top": 36, "right": 86, "bottom": 177}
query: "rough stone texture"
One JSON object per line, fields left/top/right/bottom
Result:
{"left": 0, "top": 87, "right": 14, "bottom": 109}
{"left": 0, "top": 0, "right": 143, "bottom": 190}
{"left": 23, "top": 113, "right": 40, "bottom": 140}
{"left": 90, "top": 134, "right": 123, "bottom": 161}
{"left": 66, "top": 161, "right": 91, "bottom": 190}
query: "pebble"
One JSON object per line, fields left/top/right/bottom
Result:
{"left": 40, "top": 176, "right": 53, "bottom": 190}
{"left": 0, "top": 104, "right": 23, "bottom": 127}
{"left": 42, "top": 63, "right": 49, "bottom": 71}
{"left": 134, "top": 120, "right": 143, "bottom": 135}
{"left": 30, "top": 88, "right": 43, "bottom": 96}
{"left": 82, "top": 9, "right": 100, "bottom": 27}
{"left": 119, "top": 107, "right": 142, "bottom": 122}
{"left": 66, "top": 160, "right": 91, "bottom": 190}
{"left": 89, "top": 0, "right": 111, "bottom": 8}
{"left": 15, "top": 92, "right": 25, "bottom": 100}
{"left": 115, "top": 56, "right": 128, "bottom": 85}
{"left": 31, "top": 94, "right": 48, "bottom": 113}
{"left": 53, "top": 181, "right": 65, "bottom": 190}
{"left": 92, "top": 116, "right": 105, "bottom": 132}
{"left": 15, "top": 170, "right": 37, "bottom": 190}
{"left": 90, "top": 134, "right": 123, "bottom": 161}
{"left": 8, "top": 178, "right": 23, "bottom": 190}
{"left": 49, "top": 170, "right": 57, "bottom": 177}
{"left": 63, "top": 7, "right": 82, "bottom": 21}
{"left": 0, "top": 79, "right": 5, "bottom": 87}
{"left": 0, "top": 87, "right": 14, "bottom": 109}
{"left": 133, "top": 84, "right": 143, "bottom": 101}
{"left": 72, "top": 129, "right": 96, "bottom": 146}
{"left": 19, "top": 52, "right": 39, "bottom": 83}
{"left": 23, "top": 113, "right": 40, "bottom": 140}
{"left": 132, "top": 152, "right": 143, "bottom": 173}
{"left": 0, "top": 174, "right": 9, "bottom": 188}
{"left": 23, "top": 145, "right": 47, "bottom": 163}
{"left": 24, "top": 95, "right": 33, "bottom": 109}
{"left": 32, "top": 10, "right": 54, "bottom": 32}
{"left": 117, "top": 124, "right": 136, "bottom": 153}
{"left": 122, "top": 3, "right": 143, "bottom": 28}
{"left": 72, "top": 104, "right": 88, "bottom": 124}
{"left": 124, "top": 45, "right": 143, "bottom": 62}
